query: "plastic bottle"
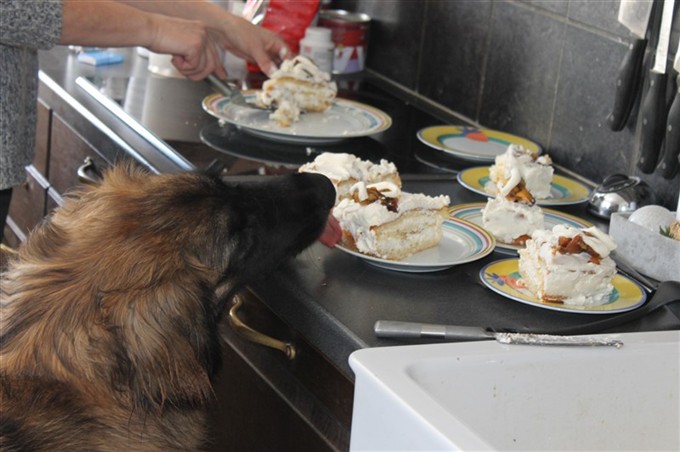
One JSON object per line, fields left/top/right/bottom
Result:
{"left": 299, "top": 27, "right": 334, "bottom": 73}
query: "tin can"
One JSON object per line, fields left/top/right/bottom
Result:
{"left": 318, "top": 10, "right": 371, "bottom": 74}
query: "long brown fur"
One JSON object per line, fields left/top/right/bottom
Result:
{"left": 0, "top": 164, "right": 335, "bottom": 450}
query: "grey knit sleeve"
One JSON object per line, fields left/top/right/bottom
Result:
{"left": 0, "top": 0, "right": 63, "bottom": 49}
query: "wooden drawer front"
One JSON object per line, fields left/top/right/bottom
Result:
{"left": 7, "top": 165, "right": 49, "bottom": 238}
{"left": 34, "top": 99, "right": 51, "bottom": 175}
{"left": 49, "top": 113, "right": 109, "bottom": 197}
{"left": 210, "top": 290, "right": 353, "bottom": 451}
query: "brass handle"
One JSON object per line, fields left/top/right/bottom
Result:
{"left": 228, "top": 297, "right": 297, "bottom": 360}
{"left": 77, "top": 157, "right": 103, "bottom": 185}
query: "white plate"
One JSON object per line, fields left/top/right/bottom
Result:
{"left": 335, "top": 218, "right": 495, "bottom": 273}
{"left": 457, "top": 166, "right": 591, "bottom": 206}
{"left": 417, "top": 125, "right": 542, "bottom": 163}
{"left": 448, "top": 203, "right": 593, "bottom": 254}
{"left": 479, "top": 258, "right": 647, "bottom": 314}
{"left": 202, "top": 92, "right": 392, "bottom": 144}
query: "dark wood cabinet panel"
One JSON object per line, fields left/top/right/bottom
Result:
{"left": 49, "top": 113, "right": 109, "bottom": 197}
{"left": 34, "top": 98, "right": 51, "bottom": 176}
{"left": 208, "top": 291, "right": 352, "bottom": 451}
{"left": 5, "top": 166, "right": 49, "bottom": 243}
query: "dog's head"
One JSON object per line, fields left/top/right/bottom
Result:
{"left": 39, "top": 164, "right": 335, "bottom": 296}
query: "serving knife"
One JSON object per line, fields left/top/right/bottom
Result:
{"left": 657, "top": 41, "right": 680, "bottom": 178}
{"left": 637, "top": 0, "right": 675, "bottom": 173}
{"left": 374, "top": 320, "right": 624, "bottom": 347}
{"left": 608, "top": 0, "right": 655, "bottom": 131}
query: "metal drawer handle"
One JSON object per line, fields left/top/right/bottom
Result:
{"left": 77, "top": 157, "right": 103, "bottom": 185}
{"left": 228, "top": 297, "right": 297, "bottom": 360}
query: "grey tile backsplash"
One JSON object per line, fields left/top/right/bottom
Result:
{"left": 332, "top": 0, "right": 680, "bottom": 209}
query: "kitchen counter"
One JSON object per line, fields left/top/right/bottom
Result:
{"left": 38, "top": 46, "right": 680, "bottom": 380}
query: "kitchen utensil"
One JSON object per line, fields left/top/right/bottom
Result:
{"left": 637, "top": 0, "right": 675, "bottom": 173}
{"left": 374, "top": 321, "right": 624, "bottom": 347}
{"left": 587, "top": 173, "right": 657, "bottom": 218}
{"left": 657, "top": 40, "right": 680, "bottom": 178}
{"left": 204, "top": 74, "right": 271, "bottom": 111}
{"left": 608, "top": 0, "right": 655, "bottom": 130}
{"left": 375, "top": 280, "right": 680, "bottom": 340}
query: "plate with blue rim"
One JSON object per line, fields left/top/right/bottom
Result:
{"left": 203, "top": 92, "right": 392, "bottom": 144}
{"left": 336, "top": 217, "right": 495, "bottom": 273}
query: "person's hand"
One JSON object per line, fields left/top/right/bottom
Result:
{"left": 148, "top": 14, "right": 227, "bottom": 80}
{"left": 211, "top": 15, "right": 290, "bottom": 76}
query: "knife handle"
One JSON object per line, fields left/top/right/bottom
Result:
{"left": 608, "top": 39, "right": 647, "bottom": 131}
{"left": 374, "top": 320, "right": 492, "bottom": 341}
{"left": 658, "top": 75, "right": 680, "bottom": 178}
{"left": 637, "top": 71, "right": 668, "bottom": 173}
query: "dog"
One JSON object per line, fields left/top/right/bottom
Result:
{"left": 0, "top": 164, "right": 335, "bottom": 450}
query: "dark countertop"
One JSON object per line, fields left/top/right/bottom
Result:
{"left": 39, "top": 46, "right": 680, "bottom": 379}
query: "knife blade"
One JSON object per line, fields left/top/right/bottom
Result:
{"left": 657, "top": 42, "right": 680, "bottom": 178}
{"left": 374, "top": 320, "right": 624, "bottom": 348}
{"left": 637, "top": 0, "right": 675, "bottom": 173}
{"left": 608, "top": 0, "right": 655, "bottom": 131}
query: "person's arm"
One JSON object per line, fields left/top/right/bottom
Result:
{"left": 116, "top": 0, "right": 289, "bottom": 75}
{"left": 60, "top": 0, "right": 225, "bottom": 79}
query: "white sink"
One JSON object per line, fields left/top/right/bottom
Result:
{"left": 349, "top": 330, "right": 680, "bottom": 451}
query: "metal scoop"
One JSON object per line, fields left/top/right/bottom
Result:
{"left": 205, "top": 74, "right": 272, "bottom": 111}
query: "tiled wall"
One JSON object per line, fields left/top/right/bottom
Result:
{"left": 332, "top": 0, "right": 680, "bottom": 209}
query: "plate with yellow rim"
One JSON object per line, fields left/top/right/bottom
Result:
{"left": 417, "top": 125, "right": 542, "bottom": 163}
{"left": 335, "top": 217, "right": 495, "bottom": 273}
{"left": 202, "top": 92, "right": 392, "bottom": 144}
{"left": 448, "top": 203, "right": 593, "bottom": 254}
{"left": 480, "top": 258, "right": 647, "bottom": 314}
{"left": 457, "top": 166, "right": 591, "bottom": 206}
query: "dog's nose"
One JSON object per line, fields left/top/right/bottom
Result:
{"left": 299, "top": 172, "right": 336, "bottom": 210}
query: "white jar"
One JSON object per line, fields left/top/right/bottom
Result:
{"left": 299, "top": 27, "right": 334, "bottom": 73}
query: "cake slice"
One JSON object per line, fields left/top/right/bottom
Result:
{"left": 258, "top": 55, "right": 337, "bottom": 127}
{"left": 481, "top": 196, "right": 544, "bottom": 245}
{"left": 518, "top": 225, "right": 617, "bottom": 306}
{"left": 298, "top": 152, "right": 400, "bottom": 202}
{"left": 333, "top": 181, "right": 450, "bottom": 260}
{"left": 488, "top": 144, "right": 554, "bottom": 199}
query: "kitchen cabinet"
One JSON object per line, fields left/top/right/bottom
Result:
{"left": 209, "top": 290, "right": 352, "bottom": 451}
{"left": 3, "top": 100, "right": 111, "bottom": 247}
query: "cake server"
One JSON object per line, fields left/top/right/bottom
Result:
{"left": 637, "top": 0, "right": 674, "bottom": 173}
{"left": 204, "top": 74, "right": 272, "bottom": 111}
{"left": 374, "top": 320, "right": 624, "bottom": 347}
{"left": 608, "top": 0, "right": 655, "bottom": 131}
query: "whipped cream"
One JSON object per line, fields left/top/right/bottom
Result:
{"left": 519, "top": 225, "right": 617, "bottom": 306}
{"left": 259, "top": 56, "right": 337, "bottom": 127}
{"left": 299, "top": 153, "right": 399, "bottom": 200}
{"left": 333, "top": 192, "right": 450, "bottom": 256}
{"left": 489, "top": 144, "right": 554, "bottom": 199}
{"left": 268, "top": 55, "right": 333, "bottom": 84}
{"left": 481, "top": 197, "right": 544, "bottom": 243}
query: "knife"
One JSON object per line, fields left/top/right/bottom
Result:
{"left": 637, "top": 0, "right": 675, "bottom": 173}
{"left": 608, "top": 0, "right": 655, "bottom": 131}
{"left": 374, "top": 320, "right": 624, "bottom": 348}
{"left": 657, "top": 42, "right": 680, "bottom": 178}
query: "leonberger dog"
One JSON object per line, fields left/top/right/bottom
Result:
{"left": 0, "top": 164, "right": 336, "bottom": 450}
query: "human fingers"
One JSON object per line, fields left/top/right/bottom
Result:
{"left": 150, "top": 16, "right": 224, "bottom": 80}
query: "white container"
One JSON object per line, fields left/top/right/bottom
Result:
{"left": 299, "top": 27, "right": 334, "bottom": 73}
{"left": 609, "top": 211, "right": 680, "bottom": 282}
